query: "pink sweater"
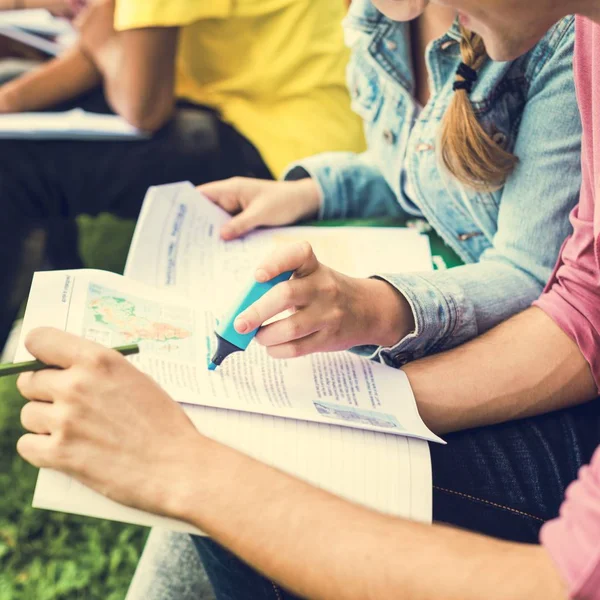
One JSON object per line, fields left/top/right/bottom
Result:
{"left": 536, "top": 16, "right": 600, "bottom": 599}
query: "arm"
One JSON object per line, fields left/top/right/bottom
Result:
{"left": 358, "top": 22, "right": 582, "bottom": 365}
{"left": 0, "top": 45, "right": 100, "bottom": 112}
{"left": 403, "top": 307, "right": 597, "bottom": 434}
{"left": 284, "top": 150, "right": 408, "bottom": 220}
{"left": 15, "top": 328, "right": 567, "bottom": 600}
{"left": 176, "top": 433, "right": 565, "bottom": 600}
{"left": 226, "top": 243, "right": 597, "bottom": 434}
{"left": 76, "top": 0, "right": 177, "bottom": 131}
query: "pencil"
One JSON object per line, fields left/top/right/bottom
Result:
{"left": 0, "top": 343, "right": 140, "bottom": 378}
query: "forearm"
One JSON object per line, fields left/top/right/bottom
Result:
{"left": 0, "top": 45, "right": 100, "bottom": 112}
{"left": 173, "top": 435, "right": 565, "bottom": 600}
{"left": 285, "top": 152, "right": 406, "bottom": 221}
{"left": 403, "top": 307, "right": 597, "bottom": 435}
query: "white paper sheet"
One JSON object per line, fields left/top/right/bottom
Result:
{"left": 0, "top": 109, "right": 147, "bottom": 140}
{"left": 0, "top": 9, "right": 74, "bottom": 36}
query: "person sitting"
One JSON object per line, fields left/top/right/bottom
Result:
{"left": 104, "top": 1, "right": 587, "bottom": 594}
{"left": 0, "top": 0, "right": 365, "bottom": 348}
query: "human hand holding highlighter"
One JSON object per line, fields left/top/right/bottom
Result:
{"left": 233, "top": 242, "right": 416, "bottom": 359}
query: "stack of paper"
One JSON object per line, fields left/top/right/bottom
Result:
{"left": 0, "top": 9, "right": 76, "bottom": 56}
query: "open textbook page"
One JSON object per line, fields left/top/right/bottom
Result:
{"left": 125, "top": 182, "right": 432, "bottom": 295}
{"left": 19, "top": 269, "right": 441, "bottom": 442}
{"left": 25, "top": 182, "right": 439, "bottom": 531}
{"left": 0, "top": 109, "right": 147, "bottom": 140}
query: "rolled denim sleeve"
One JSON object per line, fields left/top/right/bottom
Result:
{"left": 356, "top": 22, "right": 583, "bottom": 365}
{"left": 283, "top": 151, "right": 407, "bottom": 221}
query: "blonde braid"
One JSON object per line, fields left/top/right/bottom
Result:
{"left": 440, "top": 27, "right": 519, "bottom": 191}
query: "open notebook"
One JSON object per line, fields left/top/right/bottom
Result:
{"left": 18, "top": 182, "right": 441, "bottom": 533}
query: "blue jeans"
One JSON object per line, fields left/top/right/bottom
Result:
{"left": 192, "top": 398, "right": 600, "bottom": 599}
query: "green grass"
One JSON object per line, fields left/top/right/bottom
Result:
{"left": 0, "top": 215, "right": 146, "bottom": 600}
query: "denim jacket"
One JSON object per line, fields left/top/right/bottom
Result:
{"left": 284, "top": 0, "right": 581, "bottom": 366}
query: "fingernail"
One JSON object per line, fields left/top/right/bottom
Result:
{"left": 255, "top": 269, "right": 268, "bottom": 282}
{"left": 234, "top": 317, "right": 249, "bottom": 333}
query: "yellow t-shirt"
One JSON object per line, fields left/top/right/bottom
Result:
{"left": 114, "top": 0, "right": 365, "bottom": 177}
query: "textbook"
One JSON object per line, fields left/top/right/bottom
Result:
{"left": 0, "top": 109, "right": 147, "bottom": 140}
{"left": 17, "top": 182, "right": 442, "bottom": 534}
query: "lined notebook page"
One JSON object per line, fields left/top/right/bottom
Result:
{"left": 33, "top": 405, "right": 431, "bottom": 532}
{"left": 185, "top": 406, "right": 430, "bottom": 521}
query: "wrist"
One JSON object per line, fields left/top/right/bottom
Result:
{"left": 293, "top": 178, "right": 322, "bottom": 221}
{"left": 164, "top": 433, "right": 247, "bottom": 525}
{"left": 362, "top": 278, "right": 415, "bottom": 348}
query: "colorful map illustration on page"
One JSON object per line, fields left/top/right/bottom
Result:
{"left": 83, "top": 283, "right": 195, "bottom": 359}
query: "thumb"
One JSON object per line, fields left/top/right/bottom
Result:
{"left": 220, "top": 201, "right": 266, "bottom": 240}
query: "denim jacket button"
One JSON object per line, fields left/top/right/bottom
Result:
{"left": 440, "top": 39, "right": 457, "bottom": 51}
{"left": 492, "top": 131, "right": 507, "bottom": 147}
{"left": 384, "top": 39, "right": 397, "bottom": 51}
{"left": 458, "top": 231, "right": 483, "bottom": 241}
{"left": 383, "top": 129, "right": 396, "bottom": 144}
{"left": 416, "top": 142, "right": 434, "bottom": 152}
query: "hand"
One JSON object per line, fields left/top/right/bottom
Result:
{"left": 74, "top": 0, "right": 116, "bottom": 62}
{"left": 16, "top": 328, "right": 205, "bottom": 518}
{"left": 234, "top": 242, "right": 415, "bottom": 359}
{"left": 198, "top": 177, "right": 322, "bottom": 241}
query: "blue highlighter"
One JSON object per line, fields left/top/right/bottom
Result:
{"left": 208, "top": 270, "right": 294, "bottom": 370}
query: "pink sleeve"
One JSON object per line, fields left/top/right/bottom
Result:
{"left": 541, "top": 446, "right": 600, "bottom": 599}
{"left": 533, "top": 204, "right": 600, "bottom": 392}
{"left": 533, "top": 15, "right": 600, "bottom": 391}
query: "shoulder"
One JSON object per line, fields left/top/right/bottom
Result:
{"left": 519, "top": 16, "right": 576, "bottom": 80}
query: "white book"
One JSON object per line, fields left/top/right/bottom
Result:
{"left": 0, "top": 9, "right": 76, "bottom": 56}
{"left": 0, "top": 108, "right": 147, "bottom": 140}
{"left": 19, "top": 182, "right": 441, "bottom": 534}
{"left": 0, "top": 9, "right": 74, "bottom": 36}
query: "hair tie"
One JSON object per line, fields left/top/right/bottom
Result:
{"left": 453, "top": 62, "right": 478, "bottom": 93}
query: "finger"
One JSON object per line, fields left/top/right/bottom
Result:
{"left": 16, "top": 433, "right": 54, "bottom": 469}
{"left": 266, "top": 331, "right": 325, "bottom": 359}
{"left": 234, "top": 278, "right": 314, "bottom": 334}
{"left": 255, "top": 309, "right": 322, "bottom": 347}
{"left": 17, "top": 369, "right": 64, "bottom": 402}
{"left": 24, "top": 327, "right": 115, "bottom": 370}
{"left": 21, "top": 401, "right": 57, "bottom": 435}
{"left": 255, "top": 241, "right": 319, "bottom": 283}
{"left": 220, "top": 201, "right": 266, "bottom": 241}
{"left": 197, "top": 178, "right": 245, "bottom": 214}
